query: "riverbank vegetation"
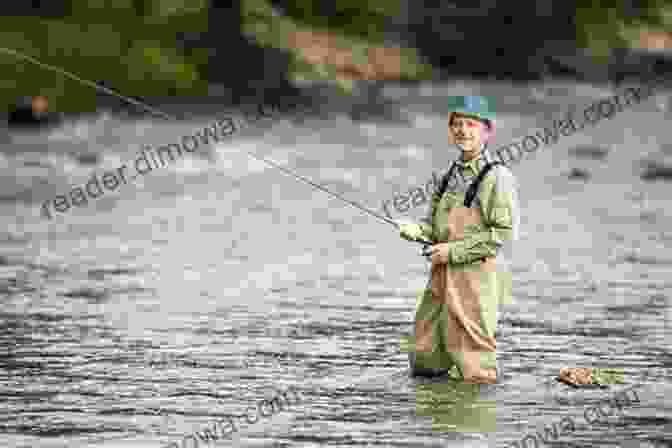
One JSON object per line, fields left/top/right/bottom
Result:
{"left": 0, "top": 0, "right": 671, "bottom": 115}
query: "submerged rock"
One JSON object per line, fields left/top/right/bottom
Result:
{"left": 71, "top": 152, "right": 100, "bottom": 166}
{"left": 559, "top": 367, "right": 595, "bottom": 386}
{"left": 568, "top": 167, "right": 591, "bottom": 180}
{"left": 641, "top": 159, "right": 672, "bottom": 181}
{"left": 558, "top": 367, "right": 625, "bottom": 387}
{"left": 569, "top": 145, "right": 610, "bottom": 160}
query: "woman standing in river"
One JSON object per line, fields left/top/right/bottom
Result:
{"left": 398, "top": 95, "right": 520, "bottom": 384}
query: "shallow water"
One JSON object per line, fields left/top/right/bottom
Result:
{"left": 0, "top": 80, "right": 670, "bottom": 448}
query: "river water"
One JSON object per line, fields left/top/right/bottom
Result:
{"left": 0, "top": 80, "right": 670, "bottom": 448}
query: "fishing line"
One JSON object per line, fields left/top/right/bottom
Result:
{"left": 0, "top": 47, "right": 412, "bottom": 236}
{"left": 0, "top": 48, "right": 175, "bottom": 121}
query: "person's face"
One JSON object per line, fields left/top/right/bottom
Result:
{"left": 449, "top": 113, "right": 489, "bottom": 152}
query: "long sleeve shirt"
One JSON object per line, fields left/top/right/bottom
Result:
{"left": 418, "top": 148, "right": 520, "bottom": 266}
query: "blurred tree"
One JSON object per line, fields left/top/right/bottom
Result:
{"left": 268, "top": 0, "right": 403, "bottom": 44}
{"left": 576, "top": 0, "right": 672, "bottom": 57}
{"left": 0, "top": 0, "right": 210, "bottom": 115}
{"left": 0, "top": 0, "right": 428, "bottom": 118}
{"left": 242, "top": 0, "right": 432, "bottom": 94}
{"left": 204, "top": 0, "right": 297, "bottom": 105}
{"left": 5, "top": 0, "right": 669, "bottom": 118}
{"left": 406, "top": 0, "right": 580, "bottom": 81}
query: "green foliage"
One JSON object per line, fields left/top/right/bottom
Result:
{"left": 242, "top": 0, "right": 297, "bottom": 49}
{"left": 67, "top": 0, "right": 138, "bottom": 16}
{"left": 575, "top": 3, "right": 624, "bottom": 58}
{"left": 242, "top": 0, "right": 432, "bottom": 93}
{"left": 576, "top": 0, "right": 672, "bottom": 59}
{"left": 144, "top": 0, "right": 208, "bottom": 18}
{"left": 0, "top": 1, "right": 209, "bottom": 114}
{"left": 278, "top": 0, "right": 402, "bottom": 44}
{"left": 123, "top": 41, "right": 202, "bottom": 89}
{"left": 0, "top": 0, "right": 429, "bottom": 112}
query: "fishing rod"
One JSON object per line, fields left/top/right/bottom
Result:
{"left": 240, "top": 151, "right": 435, "bottom": 255}
{"left": 1, "top": 47, "right": 433, "bottom": 252}
{"left": 241, "top": 144, "right": 435, "bottom": 254}
{"left": 236, "top": 152, "right": 435, "bottom": 255}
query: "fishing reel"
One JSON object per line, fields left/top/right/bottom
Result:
{"left": 418, "top": 239, "right": 433, "bottom": 259}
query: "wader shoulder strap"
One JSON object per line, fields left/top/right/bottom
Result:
{"left": 437, "top": 162, "right": 458, "bottom": 198}
{"left": 463, "top": 161, "right": 503, "bottom": 208}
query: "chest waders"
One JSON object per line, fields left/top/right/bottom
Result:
{"left": 411, "top": 161, "right": 504, "bottom": 382}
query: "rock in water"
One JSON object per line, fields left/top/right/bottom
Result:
{"left": 569, "top": 145, "right": 610, "bottom": 160}
{"left": 559, "top": 367, "right": 595, "bottom": 386}
{"left": 557, "top": 367, "right": 625, "bottom": 387}
{"left": 568, "top": 167, "right": 591, "bottom": 180}
{"left": 641, "top": 159, "right": 672, "bottom": 181}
